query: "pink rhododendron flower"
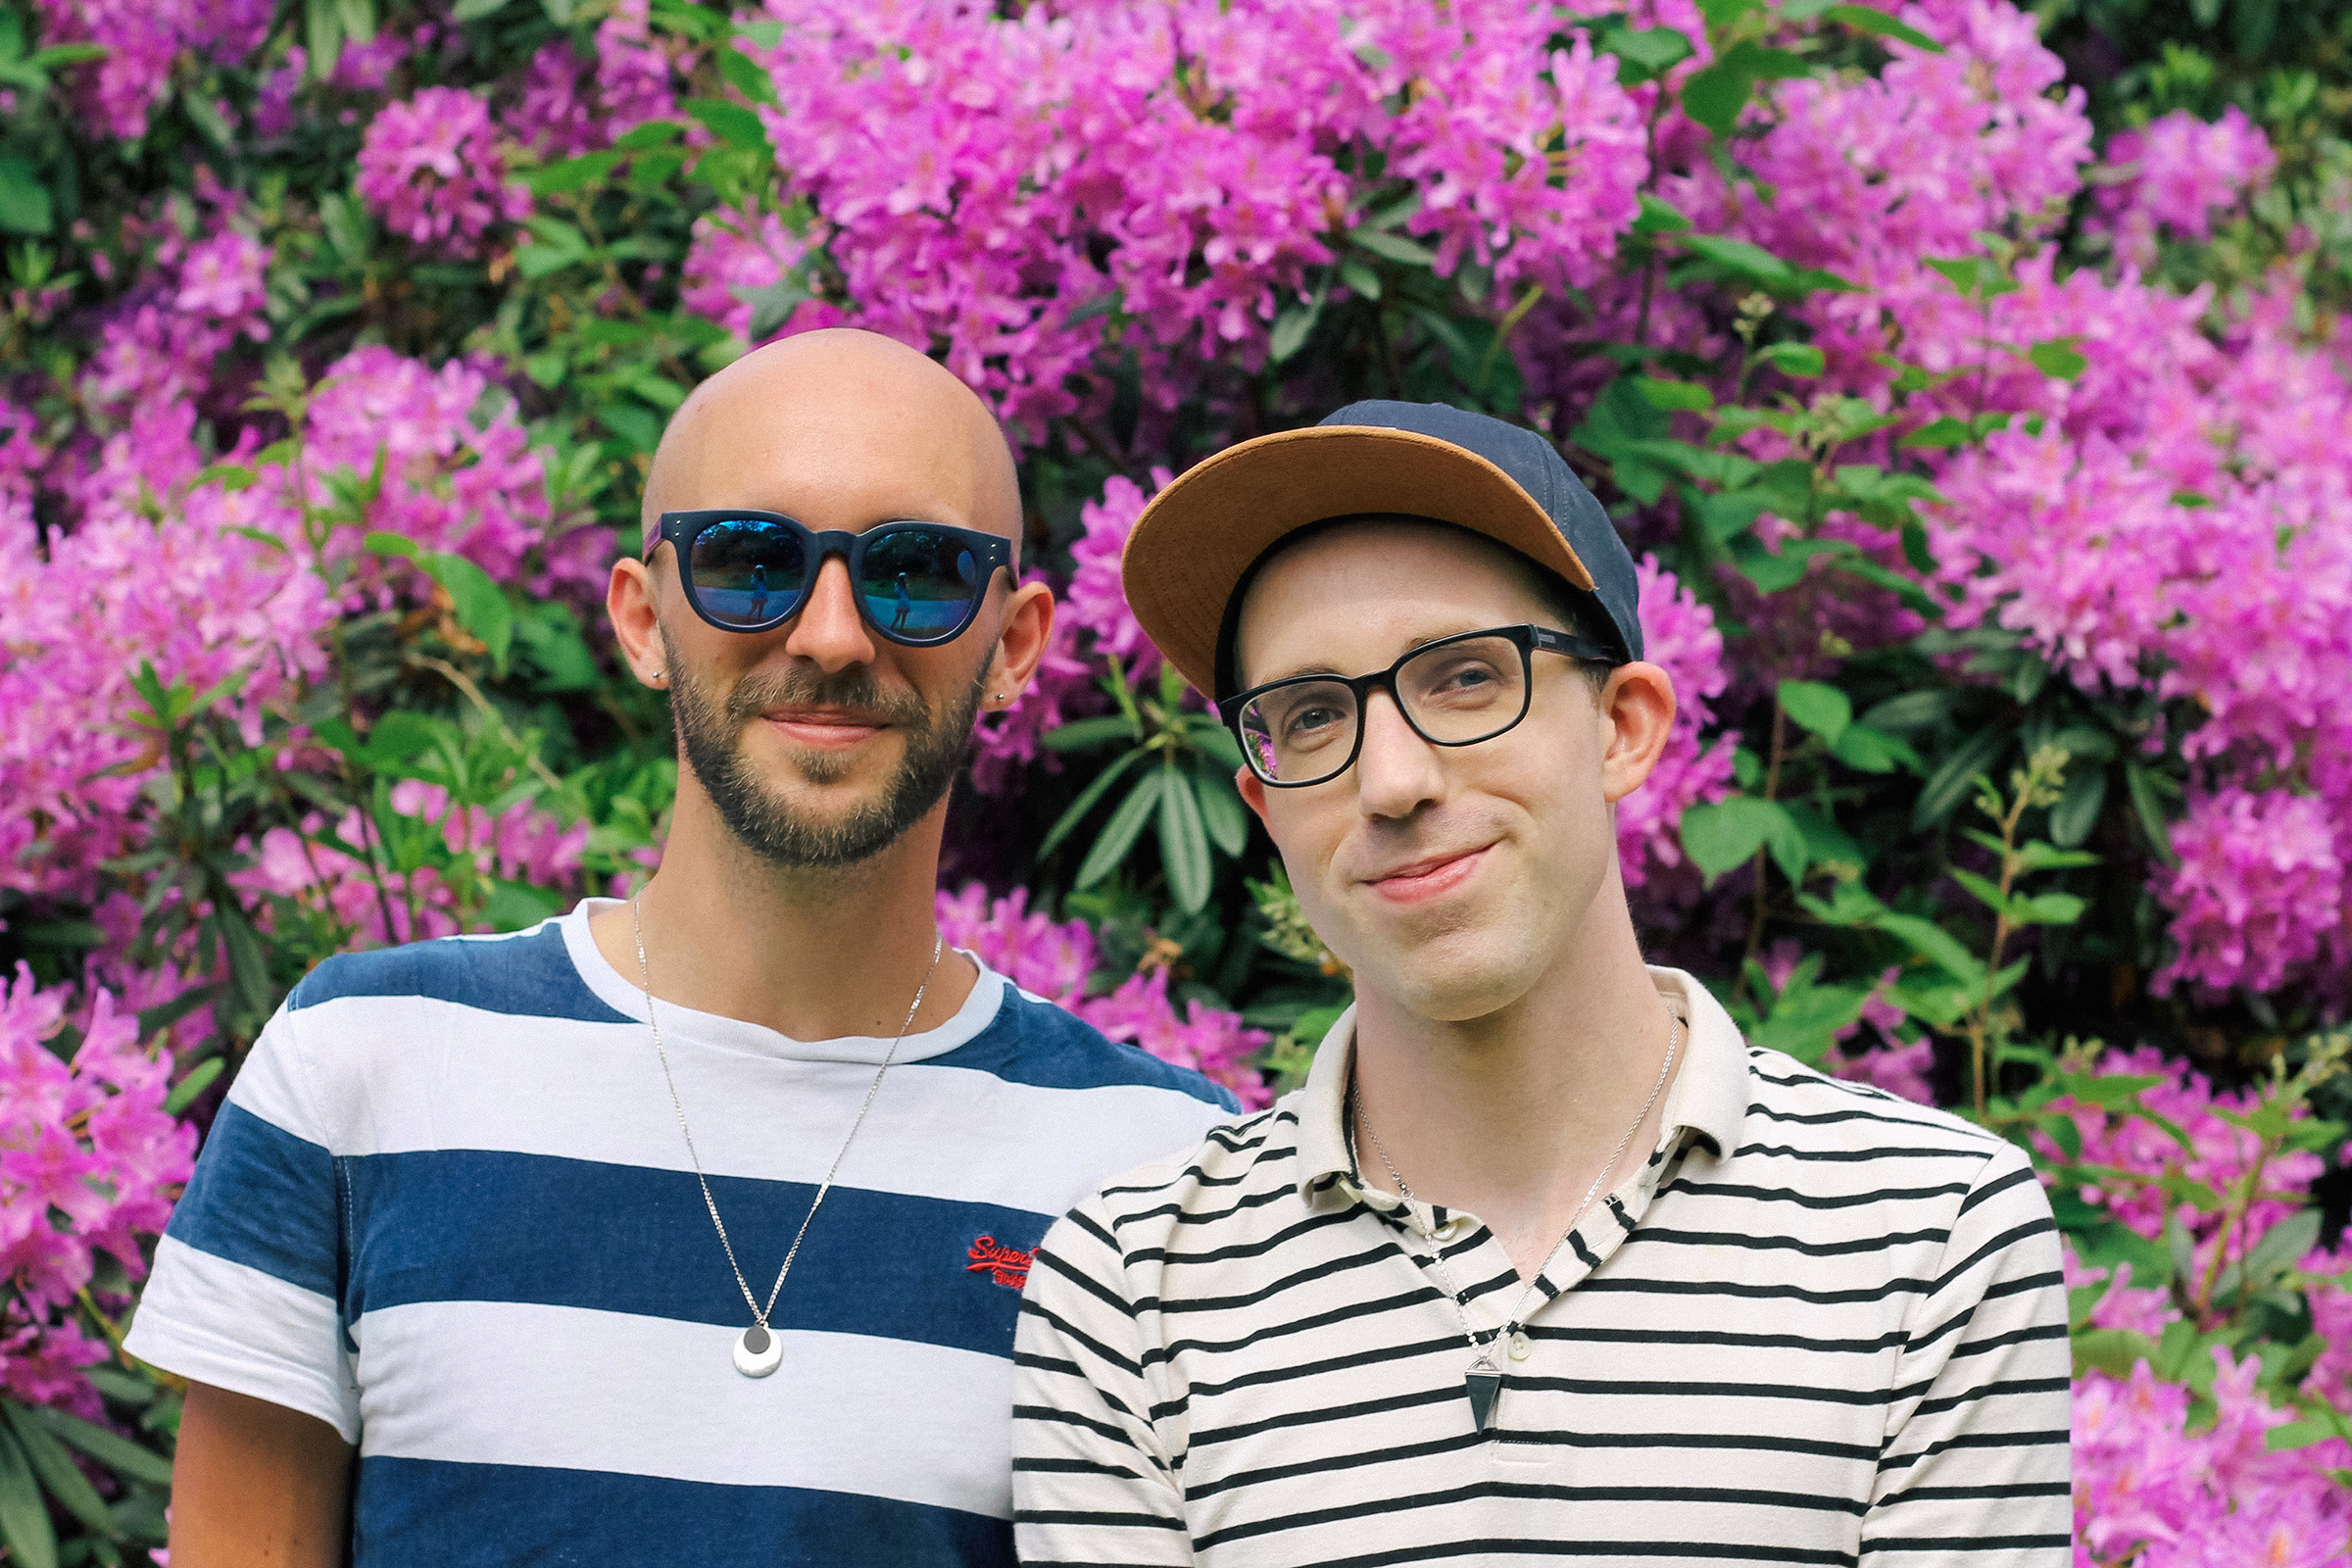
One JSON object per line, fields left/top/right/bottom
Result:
{"left": 355, "top": 86, "right": 532, "bottom": 258}
{"left": 2092, "top": 106, "right": 2277, "bottom": 270}
{"left": 0, "top": 966, "right": 194, "bottom": 1414}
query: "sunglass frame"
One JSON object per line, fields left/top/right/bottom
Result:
{"left": 651, "top": 509, "right": 1014, "bottom": 647}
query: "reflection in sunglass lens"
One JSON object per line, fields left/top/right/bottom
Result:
{"left": 1238, "top": 680, "right": 1358, "bottom": 785}
{"left": 858, "top": 527, "right": 986, "bottom": 642}
{"left": 689, "top": 519, "right": 809, "bottom": 626}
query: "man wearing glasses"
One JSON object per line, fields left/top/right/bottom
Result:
{"left": 131, "top": 330, "right": 1237, "bottom": 1566}
{"left": 1013, "top": 402, "right": 2070, "bottom": 1565}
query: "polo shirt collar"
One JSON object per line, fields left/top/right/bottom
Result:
{"left": 1296, "top": 966, "right": 1749, "bottom": 1208}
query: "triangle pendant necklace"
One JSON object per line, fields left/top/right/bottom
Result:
{"left": 1464, "top": 1355, "right": 1505, "bottom": 1433}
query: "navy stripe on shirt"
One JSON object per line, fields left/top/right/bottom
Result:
{"left": 353, "top": 1456, "right": 1013, "bottom": 1568}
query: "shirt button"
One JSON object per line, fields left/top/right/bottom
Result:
{"left": 1507, "top": 1332, "right": 1532, "bottom": 1361}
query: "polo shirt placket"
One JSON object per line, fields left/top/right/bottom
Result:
{"left": 1014, "top": 968, "right": 2072, "bottom": 1567}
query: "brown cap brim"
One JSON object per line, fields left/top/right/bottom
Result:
{"left": 1120, "top": 425, "right": 1597, "bottom": 698}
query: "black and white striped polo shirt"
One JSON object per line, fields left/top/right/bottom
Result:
{"left": 1012, "top": 968, "right": 2070, "bottom": 1566}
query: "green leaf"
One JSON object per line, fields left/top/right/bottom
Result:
{"left": 0, "top": 157, "right": 52, "bottom": 236}
{"left": 1191, "top": 759, "right": 1250, "bottom": 859}
{"left": 1831, "top": 723, "right": 1922, "bottom": 774}
{"left": 1681, "top": 795, "right": 1807, "bottom": 884}
{"left": 1268, "top": 301, "right": 1319, "bottom": 365}
{"left": 1598, "top": 24, "right": 1694, "bottom": 83}
{"left": 2049, "top": 765, "right": 2107, "bottom": 848}
{"left": 1777, "top": 680, "right": 1851, "bottom": 745}
{"left": 1157, "top": 767, "right": 1213, "bottom": 913}
{"left": 2125, "top": 762, "right": 2180, "bottom": 865}
{"left": 1823, "top": 4, "right": 1945, "bottom": 51}
{"left": 2026, "top": 338, "right": 2088, "bottom": 380}
{"left": 338, "top": 0, "right": 376, "bottom": 43}
{"left": 451, "top": 0, "right": 514, "bottom": 20}
{"left": 1042, "top": 715, "right": 1140, "bottom": 752}
{"left": 683, "top": 97, "right": 770, "bottom": 153}
{"left": 1755, "top": 341, "right": 1825, "bottom": 377}
{"left": 1630, "top": 193, "right": 1691, "bottom": 235}
{"left": 305, "top": 0, "right": 344, "bottom": 78}
{"left": 364, "top": 529, "right": 420, "bottom": 560}
{"left": 1040, "top": 748, "right": 1149, "bottom": 859}
{"left": 24, "top": 1408, "right": 172, "bottom": 1488}
{"left": 162, "top": 1055, "right": 224, "bottom": 1115}
{"left": 1075, "top": 770, "right": 1165, "bottom": 890}
{"left": 1633, "top": 376, "right": 1713, "bottom": 412}
{"left": 717, "top": 45, "right": 779, "bottom": 104}
{"left": 3, "top": 1405, "right": 112, "bottom": 1539}
{"left": 1678, "top": 62, "right": 1750, "bottom": 134}
{"left": 1897, "top": 416, "right": 1973, "bottom": 450}
{"left": 1682, "top": 234, "right": 1792, "bottom": 287}
{"left": 1751, "top": 980, "right": 1872, "bottom": 1065}
{"left": 1351, "top": 228, "right": 1438, "bottom": 268}
{"left": 1338, "top": 258, "right": 1382, "bottom": 300}
{"left": 0, "top": 1425, "right": 56, "bottom": 1568}
{"left": 1914, "top": 727, "right": 2009, "bottom": 830}
{"left": 420, "top": 553, "right": 514, "bottom": 673}
{"left": 596, "top": 405, "right": 663, "bottom": 455}
{"left": 524, "top": 151, "right": 622, "bottom": 196}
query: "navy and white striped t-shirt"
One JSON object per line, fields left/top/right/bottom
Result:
{"left": 125, "top": 899, "right": 1237, "bottom": 1566}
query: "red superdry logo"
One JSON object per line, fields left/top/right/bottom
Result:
{"left": 966, "top": 1235, "right": 1034, "bottom": 1290}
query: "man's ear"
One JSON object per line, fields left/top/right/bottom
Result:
{"left": 609, "top": 555, "right": 670, "bottom": 689}
{"left": 1237, "top": 765, "right": 1269, "bottom": 826}
{"left": 980, "top": 579, "right": 1055, "bottom": 709}
{"left": 1597, "top": 661, "right": 1677, "bottom": 804}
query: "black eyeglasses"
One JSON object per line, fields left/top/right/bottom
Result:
{"left": 1218, "top": 623, "right": 1622, "bottom": 788}
{"left": 650, "top": 510, "right": 1014, "bottom": 647}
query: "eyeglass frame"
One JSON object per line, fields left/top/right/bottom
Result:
{"left": 1216, "top": 622, "right": 1625, "bottom": 789}
{"left": 648, "top": 509, "right": 1015, "bottom": 647}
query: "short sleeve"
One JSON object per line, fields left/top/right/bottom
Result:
{"left": 123, "top": 998, "right": 360, "bottom": 1443}
{"left": 1863, "top": 1140, "right": 2071, "bottom": 1565}
{"left": 1012, "top": 1196, "right": 1193, "bottom": 1566}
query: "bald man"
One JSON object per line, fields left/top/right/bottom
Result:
{"left": 133, "top": 330, "right": 1239, "bottom": 1568}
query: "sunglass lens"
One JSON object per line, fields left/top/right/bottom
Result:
{"left": 859, "top": 528, "right": 985, "bottom": 641}
{"left": 689, "top": 519, "right": 808, "bottom": 627}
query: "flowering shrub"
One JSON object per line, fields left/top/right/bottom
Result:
{"left": 0, "top": 0, "right": 2342, "bottom": 1557}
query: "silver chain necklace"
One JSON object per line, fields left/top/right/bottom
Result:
{"left": 632, "top": 892, "right": 945, "bottom": 1378}
{"left": 1348, "top": 1012, "right": 1681, "bottom": 1433}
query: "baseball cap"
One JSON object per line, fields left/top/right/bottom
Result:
{"left": 1119, "top": 400, "right": 1643, "bottom": 699}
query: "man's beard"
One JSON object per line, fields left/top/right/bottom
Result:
{"left": 662, "top": 623, "right": 987, "bottom": 871}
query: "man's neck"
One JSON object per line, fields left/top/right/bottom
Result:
{"left": 588, "top": 785, "right": 976, "bottom": 1042}
{"left": 1348, "top": 888, "right": 1681, "bottom": 1281}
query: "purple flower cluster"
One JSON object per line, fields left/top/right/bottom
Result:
{"left": 0, "top": 968, "right": 194, "bottom": 1416}
{"left": 705, "top": 0, "right": 1646, "bottom": 437}
{"left": 35, "top": 0, "right": 271, "bottom": 140}
{"left": 2091, "top": 106, "right": 2278, "bottom": 270}
{"left": 355, "top": 86, "right": 532, "bottom": 259}
{"left": 937, "top": 883, "right": 1271, "bottom": 1108}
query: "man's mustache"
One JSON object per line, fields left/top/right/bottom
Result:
{"left": 722, "top": 668, "right": 933, "bottom": 728}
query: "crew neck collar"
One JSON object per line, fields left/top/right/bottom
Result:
{"left": 558, "top": 896, "right": 1006, "bottom": 1064}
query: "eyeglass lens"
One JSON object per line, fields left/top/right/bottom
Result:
{"left": 686, "top": 519, "right": 983, "bottom": 639}
{"left": 1237, "top": 634, "right": 1530, "bottom": 785}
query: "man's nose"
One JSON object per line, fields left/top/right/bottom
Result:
{"left": 1353, "top": 689, "right": 1446, "bottom": 820}
{"left": 781, "top": 555, "right": 878, "bottom": 673}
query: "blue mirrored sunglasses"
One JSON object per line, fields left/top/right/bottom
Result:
{"left": 651, "top": 510, "right": 1013, "bottom": 647}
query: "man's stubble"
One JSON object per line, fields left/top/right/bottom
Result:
{"left": 661, "top": 620, "right": 988, "bottom": 870}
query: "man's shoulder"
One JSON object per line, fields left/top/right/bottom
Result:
{"left": 1737, "top": 1044, "right": 2007, "bottom": 1163}
{"left": 1078, "top": 1100, "right": 1298, "bottom": 1232}
{"left": 932, "top": 982, "right": 1242, "bottom": 1114}
{"left": 286, "top": 918, "right": 631, "bottom": 1026}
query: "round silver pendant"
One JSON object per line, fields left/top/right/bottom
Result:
{"left": 733, "top": 1324, "right": 783, "bottom": 1378}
